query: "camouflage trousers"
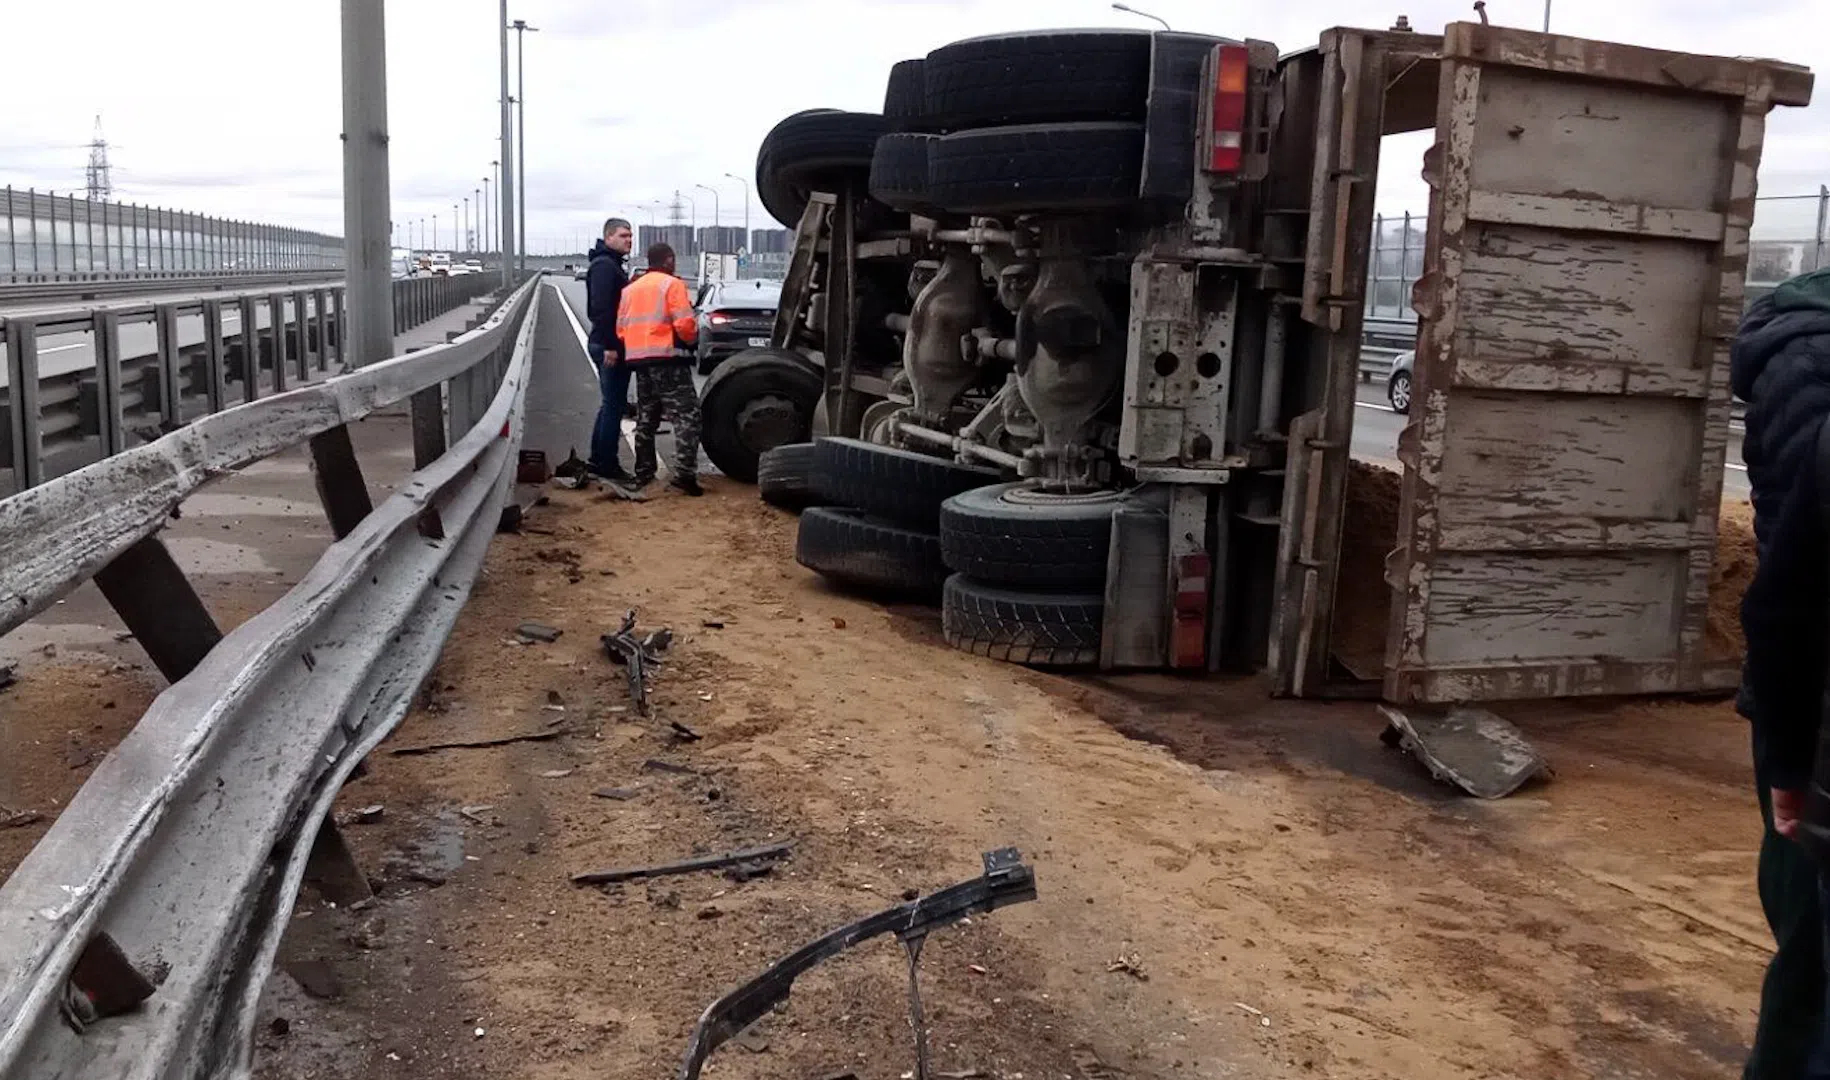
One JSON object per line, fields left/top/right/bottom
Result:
{"left": 631, "top": 363, "right": 701, "bottom": 483}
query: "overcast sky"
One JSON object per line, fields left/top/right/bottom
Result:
{"left": 1, "top": 0, "right": 1823, "bottom": 253}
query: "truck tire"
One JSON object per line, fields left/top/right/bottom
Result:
{"left": 939, "top": 483, "right": 1125, "bottom": 588}
{"left": 922, "top": 30, "right": 1154, "bottom": 129}
{"left": 884, "top": 59, "right": 929, "bottom": 130}
{"left": 756, "top": 110, "right": 887, "bottom": 227}
{"left": 758, "top": 442, "right": 819, "bottom": 510}
{"left": 941, "top": 574, "right": 1103, "bottom": 667}
{"left": 700, "top": 349, "right": 825, "bottom": 483}
{"left": 928, "top": 123, "right": 1144, "bottom": 215}
{"left": 795, "top": 506, "right": 949, "bottom": 596}
{"left": 869, "top": 133, "right": 935, "bottom": 212}
{"left": 812, "top": 437, "right": 1001, "bottom": 529}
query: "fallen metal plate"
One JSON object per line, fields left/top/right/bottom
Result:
{"left": 1378, "top": 705, "right": 1551, "bottom": 799}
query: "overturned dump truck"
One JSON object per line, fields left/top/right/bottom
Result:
{"left": 696, "top": 20, "right": 1812, "bottom": 703}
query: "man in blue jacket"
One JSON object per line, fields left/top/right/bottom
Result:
{"left": 586, "top": 218, "right": 635, "bottom": 482}
{"left": 1732, "top": 265, "right": 1830, "bottom": 1078}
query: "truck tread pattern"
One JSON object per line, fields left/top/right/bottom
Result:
{"left": 795, "top": 506, "right": 949, "bottom": 595}
{"left": 812, "top": 437, "right": 1000, "bottom": 529}
{"left": 758, "top": 442, "right": 820, "bottom": 509}
{"left": 755, "top": 110, "right": 885, "bottom": 226}
{"left": 938, "top": 484, "right": 1121, "bottom": 588}
{"left": 869, "top": 134, "right": 936, "bottom": 212}
{"left": 922, "top": 30, "right": 1154, "bottom": 129}
{"left": 928, "top": 123, "right": 1145, "bottom": 215}
{"left": 941, "top": 574, "right": 1103, "bottom": 667}
{"left": 884, "top": 59, "right": 929, "bottom": 130}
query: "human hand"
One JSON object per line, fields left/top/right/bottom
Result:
{"left": 1774, "top": 787, "right": 1807, "bottom": 839}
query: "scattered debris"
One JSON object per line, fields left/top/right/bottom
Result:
{"left": 669, "top": 721, "right": 702, "bottom": 742}
{"left": 1378, "top": 705, "right": 1552, "bottom": 799}
{"left": 457, "top": 805, "right": 497, "bottom": 825}
{"left": 938, "top": 1071, "right": 989, "bottom": 1079}
{"left": 349, "top": 805, "right": 385, "bottom": 825}
{"left": 269, "top": 1017, "right": 291, "bottom": 1038}
{"left": 284, "top": 959, "right": 343, "bottom": 1001}
{"left": 41, "top": 643, "right": 57, "bottom": 659}
{"left": 697, "top": 905, "right": 725, "bottom": 921}
{"left": 678, "top": 849, "right": 1037, "bottom": 1080}
{"left": 515, "top": 621, "right": 563, "bottom": 644}
{"left": 592, "top": 786, "right": 641, "bottom": 801}
{"left": 697, "top": 691, "right": 714, "bottom": 702}
{"left": 545, "top": 689, "right": 566, "bottom": 709}
{"left": 0, "top": 664, "right": 14, "bottom": 692}
{"left": 602, "top": 609, "right": 673, "bottom": 716}
{"left": 572, "top": 841, "right": 794, "bottom": 886}
{"left": 642, "top": 759, "right": 697, "bottom": 776}
{"left": 1108, "top": 952, "right": 1148, "bottom": 981}
{"left": 733, "top": 1026, "right": 770, "bottom": 1054}
{"left": 538, "top": 768, "right": 574, "bottom": 779}
{"left": 1, "top": 809, "right": 44, "bottom": 829}
{"left": 701, "top": 620, "right": 725, "bottom": 630}
{"left": 552, "top": 447, "right": 589, "bottom": 480}
{"left": 389, "top": 728, "right": 563, "bottom": 756}
{"left": 967, "top": 964, "right": 989, "bottom": 975}
{"left": 64, "top": 743, "right": 97, "bottom": 770}
{"left": 517, "top": 448, "right": 551, "bottom": 484}
{"left": 724, "top": 859, "right": 777, "bottom": 883}
{"left": 1233, "top": 1002, "right": 1272, "bottom": 1027}
{"left": 831, "top": 617, "right": 847, "bottom": 630}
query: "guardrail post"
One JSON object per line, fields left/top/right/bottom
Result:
{"left": 334, "top": 289, "right": 347, "bottom": 367}
{"left": 293, "top": 291, "right": 311, "bottom": 383}
{"left": 303, "top": 820, "right": 374, "bottom": 905}
{"left": 154, "top": 304, "right": 183, "bottom": 429}
{"left": 308, "top": 424, "right": 374, "bottom": 539}
{"left": 238, "top": 295, "right": 261, "bottom": 403}
{"left": 195, "top": 300, "right": 227, "bottom": 414}
{"left": 5, "top": 319, "right": 43, "bottom": 489}
{"left": 268, "top": 294, "right": 288, "bottom": 393}
{"left": 410, "top": 384, "right": 446, "bottom": 469}
{"left": 93, "top": 311, "right": 126, "bottom": 457}
{"left": 313, "top": 288, "right": 330, "bottom": 372}
{"left": 93, "top": 536, "right": 223, "bottom": 683}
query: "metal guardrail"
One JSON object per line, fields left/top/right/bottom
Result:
{"left": 0, "top": 271, "right": 344, "bottom": 307}
{"left": 1, "top": 272, "right": 501, "bottom": 492}
{"left": 0, "top": 280, "right": 538, "bottom": 1078}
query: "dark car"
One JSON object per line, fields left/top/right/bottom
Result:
{"left": 693, "top": 279, "right": 783, "bottom": 375}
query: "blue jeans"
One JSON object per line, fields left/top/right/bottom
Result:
{"left": 589, "top": 343, "right": 631, "bottom": 476}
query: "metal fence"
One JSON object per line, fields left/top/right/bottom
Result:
{"left": 1365, "top": 187, "right": 1830, "bottom": 319}
{"left": 1, "top": 187, "right": 344, "bottom": 284}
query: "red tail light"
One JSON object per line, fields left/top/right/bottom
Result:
{"left": 708, "top": 312, "right": 734, "bottom": 325}
{"left": 1206, "top": 44, "right": 1249, "bottom": 173}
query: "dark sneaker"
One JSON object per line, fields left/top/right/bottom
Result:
{"left": 625, "top": 474, "right": 655, "bottom": 490}
{"left": 591, "top": 464, "right": 633, "bottom": 484}
{"left": 668, "top": 474, "right": 704, "bottom": 497}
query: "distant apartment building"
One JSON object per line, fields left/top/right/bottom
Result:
{"left": 639, "top": 224, "right": 697, "bottom": 263}
{"left": 750, "top": 228, "right": 791, "bottom": 254}
{"left": 698, "top": 225, "right": 745, "bottom": 254}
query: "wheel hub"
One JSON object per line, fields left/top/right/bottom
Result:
{"left": 735, "top": 394, "right": 803, "bottom": 451}
{"left": 1000, "top": 484, "right": 1122, "bottom": 506}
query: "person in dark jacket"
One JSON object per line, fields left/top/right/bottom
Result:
{"left": 586, "top": 218, "right": 635, "bottom": 482}
{"left": 1732, "top": 265, "right": 1830, "bottom": 1079}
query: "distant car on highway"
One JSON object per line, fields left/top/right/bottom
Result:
{"left": 1387, "top": 350, "right": 1414, "bottom": 412}
{"left": 463, "top": 259, "right": 484, "bottom": 275}
{"left": 574, "top": 264, "right": 589, "bottom": 281}
{"left": 694, "top": 279, "right": 783, "bottom": 375}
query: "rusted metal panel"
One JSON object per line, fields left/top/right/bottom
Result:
{"left": 1384, "top": 28, "right": 1807, "bottom": 703}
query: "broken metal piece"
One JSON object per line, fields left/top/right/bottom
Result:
{"left": 602, "top": 609, "right": 671, "bottom": 717}
{"left": 572, "top": 842, "right": 793, "bottom": 887}
{"left": 677, "top": 848, "right": 1038, "bottom": 1080}
{"left": 388, "top": 727, "right": 563, "bottom": 755}
{"left": 516, "top": 621, "right": 562, "bottom": 644}
{"left": 1378, "top": 705, "right": 1552, "bottom": 799}
{"left": 642, "top": 759, "right": 697, "bottom": 776}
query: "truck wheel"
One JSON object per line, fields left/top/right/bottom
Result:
{"left": 700, "top": 349, "right": 825, "bottom": 483}
{"left": 795, "top": 506, "right": 949, "bottom": 596}
{"left": 939, "top": 483, "right": 1125, "bottom": 588}
{"left": 884, "top": 59, "right": 930, "bottom": 131}
{"left": 813, "top": 437, "right": 1001, "bottom": 529}
{"left": 923, "top": 30, "right": 1155, "bottom": 129}
{"left": 928, "top": 123, "right": 1145, "bottom": 215}
{"left": 758, "top": 442, "right": 820, "bottom": 510}
{"left": 941, "top": 574, "right": 1103, "bottom": 667}
{"left": 756, "top": 110, "right": 888, "bottom": 227}
{"left": 869, "top": 133, "right": 936, "bottom": 213}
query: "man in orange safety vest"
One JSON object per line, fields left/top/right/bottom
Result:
{"left": 615, "top": 243, "right": 703, "bottom": 496}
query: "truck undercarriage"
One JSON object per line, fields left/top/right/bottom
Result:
{"left": 696, "top": 21, "right": 1812, "bottom": 706}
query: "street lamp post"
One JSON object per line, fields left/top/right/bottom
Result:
{"left": 339, "top": 0, "right": 393, "bottom": 367}
{"left": 463, "top": 196, "right": 471, "bottom": 255}
{"left": 452, "top": 203, "right": 459, "bottom": 254}
{"left": 497, "top": 3, "right": 514, "bottom": 287}
{"left": 723, "top": 172, "right": 750, "bottom": 252}
{"left": 1110, "top": 3, "right": 1170, "bottom": 30}
{"left": 695, "top": 183, "right": 721, "bottom": 251}
{"left": 481, "top": 176, "right": 492, "bottom": 261}
{"left": 511, "top": 18, "right": 539, "bottom": 275}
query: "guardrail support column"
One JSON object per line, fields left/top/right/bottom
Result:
{"left": 308, "top": 425, "right": 374, "bottom": 539}
{"left": 154, "top": 304, "right": 183, "bottom": 430}
{"left": 93, "top": 311, "right": 126, "bottom": 456}
{"left": 202, "top": 300, "right": 228, "bottom": 413}
{"left": 313, "top": 289, "right": 331, "bottom": 372}
{"left": 5, "top": 319, "right": 43, "bottom": 490}
{"left": 411, "top": 385, "right": 447, "bottom": 469}
{"left": 303, "top": 820, "right": 374, "bottom": 905}
{"left": 238, "top": 296, "right": 261, "bottom": 403}
{"left": 269, "top": 294, "right": 288, "bottom": 393}
{"left": 94, "top": 536, "right": 223, "bottom": 683}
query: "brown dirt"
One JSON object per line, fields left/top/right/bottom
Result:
{"left": 0, "top": 659, "right": 162, "bottom": 881}
{"left": 1333, "top": 461, "right": 1759, "bottom": 677}
{"left": 248, "top": 478, "right": 1774, "bottom": 1080}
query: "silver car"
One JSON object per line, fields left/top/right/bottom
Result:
{"left": 1387, "top": 349, "right": 1414, "bottom": 413}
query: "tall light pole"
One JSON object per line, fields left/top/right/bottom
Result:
{"left": 463, "top": 196, "right": 471, "bottom": 254}
{"left": 723, "top": 172, "right": 750, "bottom": 252}
{"left": 497, "top": 3, "right": 514, "bottom": 286}
{"left": 1542, "top": 0, "right": 1551, "bottom": 31}
{"left": 1110, "top": 3, "right": 1170, "bottom": 30}
{"left": 339, "top": 0, "right": 393, "bottom": 367}
{"left": 695, "top": 183, "right": 721, "bottom": 251}
{"left": 511, "top": 18, "right": 538, "bottom": 275}
{"left": 481, "top": 176, "right": 492, "bottom": 261}
{"left": 452, "top": 203, "right": 459, "bottom": 254}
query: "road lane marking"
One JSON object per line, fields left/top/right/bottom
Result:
{"left": 546, "top": 280, "right": 639, "bottom": 463}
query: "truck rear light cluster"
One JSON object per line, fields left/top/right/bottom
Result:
{"left": 1207, "top": 44, "right": 1250, "bottom": 173}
